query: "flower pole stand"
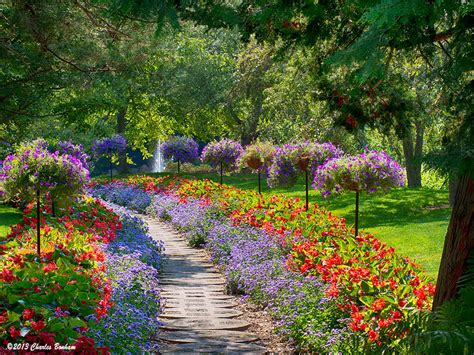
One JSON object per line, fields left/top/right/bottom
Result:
{"left": 355, "top": 190, "right": 360, "bottom": 237}
{"left": 247, "top": 157, "right": 262, "bottom": 194}
{"left": 109, "top": 157, "right": 113, "bottom": 182}
{"left": 298, "top": 156, "right": 310, "bottom": 211}
{"left": 220, "top": 161, "right": 223, "bottom": 185}
{"left": 36, "top": 186, "right": 41, "bottom": 260}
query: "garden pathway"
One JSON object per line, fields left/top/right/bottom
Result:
{"left": 143, "top": 216, "right": 267, "bottom": 353}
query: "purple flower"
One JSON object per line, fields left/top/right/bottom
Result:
{"left": 313, "top": 149, "right": 405, "bottom": 195}
{"left": 92, "top": 135, "right": 127, "bottom": 157}
{"left": 267, "top": 142, "right": 343, "bottom": 188}
{"left": 56, "top": 140, "right": 90, "bottom": 170}
{"left": 201, "top": 139, "right": 243, "bottom": 172}
{"left": 160, "top": 136, "right": 199, "bottom": 163}
{"left": 1, "top": 139, "right": 90, "bottom": 202}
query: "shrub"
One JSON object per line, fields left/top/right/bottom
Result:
{"left": 0, "top": 198, "right": 121, "bottom": 351}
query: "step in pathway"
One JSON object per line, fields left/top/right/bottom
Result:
{"left": 143, "top": 216, "right": 267, "bottom": 353}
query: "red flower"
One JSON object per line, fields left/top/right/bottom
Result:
{"left": 346, "top": 114, "right": 358, "bottom": 128}
{"left": 22, "top": 308, "right": 35, "bottom": 320}
{"left": 372, "top": 298, "right": 386, "bottom": 311}
{"left": 326, "top": 284, "right": 339, "bottom": 297}
{"left": 427, "top": 282, "right": 436, "bottom": 296}
{"left": 0, "top": 311, "right": 7, "bottom": 323}
{"left": 1, "top": 268, "right": 15, "bottom": 282}
{"left": 31, "top": 320, "right": 46, "bottom": 332}
{"left": 377, "top": 318, "right": 391, "bottom": 328}
{"left": 9, "top": 326, "right": 20, "bottom": 338}
{"left": 351, "top": 312, "right": 364, "bottom": 324}
{"left": 368, "top": 330, "right": 379, "bottom": 342}
{"left": 39, "top": 332, "right": 55, "bottom": 345}
{"left": 42, "top": 262, "right": 58, "bottom": 273}
{"left": 390, "top": 310, "right": 402, "bottom": 321}
{"left": 74, "top": 336, "right": 95, "bottom": 350}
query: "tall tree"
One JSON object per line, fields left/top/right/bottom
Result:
{"left": 213, "top": 0, "right": 473, "bottom": 308}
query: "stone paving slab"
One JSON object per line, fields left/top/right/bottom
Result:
{"left": 158, "top": 330, "right": 259, "bottom": 344}
{"left": 161, "top": 286, "right": 227, "bottom": 292}
{"left": 160, "top": 308, "right": 243, "bottom": 319}
{"left": 159, "top": 342, "right": 266, "bottom": 353}
{"left": 160, "top": 318, "right": 251, "bottom": 331}
{"left": 161, "top": 280, "right": 226, "bottom": 286}
{"left": 160, "top": 271, "right": 223, "bottom": 280}
{"left": 163, "top": 299, "right": 239, "bottom": 308}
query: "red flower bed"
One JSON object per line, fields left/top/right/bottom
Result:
{"left": 0, "top": 197, "right": 121, "bottom": 353}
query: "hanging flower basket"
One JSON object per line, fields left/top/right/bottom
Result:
{"left": 247, "top": 157, "right": 262, "bottom": 170}
{"left": 298, "top": 156, "right": 310, "bottom": 172}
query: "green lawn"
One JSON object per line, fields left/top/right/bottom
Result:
{"left": 0, "top": 203, "right": 21, "bottom": 238}
{"left": 144, "top": 172, "right": 450, "bottom": 281}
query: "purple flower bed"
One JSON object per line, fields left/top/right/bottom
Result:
{"left": 90, "top": 183, "right": 152, "bottom": 213}
{"left": 85, "top": 204, "right": 164, "bottom": 352}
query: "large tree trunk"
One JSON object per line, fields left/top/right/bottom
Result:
{"left": 433, "top": 174, "right": 474, "bottom": 310}
{"left": 116, "top": 108, "right": 128, "bottom": 174}
{"left": 402, "top": 121, "right": 423, "bottom": 188}
{"left": 449, "top": 178, "right": 459, "bottom": 207}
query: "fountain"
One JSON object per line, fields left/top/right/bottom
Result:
{"left": 151, "top": 139, "right": 165, "bottom": 173}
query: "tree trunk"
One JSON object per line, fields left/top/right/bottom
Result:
{"left": 433, "top": 174, "right": 474, "bottom": 310}
{"left": 116, "top": 108, "right": 128, "bottom": 174}
{"left": 402, "top": 121, "right": 423, "bottom": 188}
{"left": 449, "top": 178, "right": 459, "bottom": 207}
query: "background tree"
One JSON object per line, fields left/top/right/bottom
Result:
{"left": 223, "top": 0, "right": 472, "bottom": 309}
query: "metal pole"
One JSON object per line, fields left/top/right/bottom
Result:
{"left": 36, "top": 187, "right": 41, "bottom": 260}
{"left": 220, "top": 161, "right": 223, "bottom": 185}
{"left": 355, "top": 190, "right": 359, "bottom": 237}
{"left": 109, "top": 158, "right": 113, "bottom": 181}
{"left": 305, "top": 170, "right": 309, "bottom": 211}
{"left": 258, "top": 171, "right": 261, "bottom": 194}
